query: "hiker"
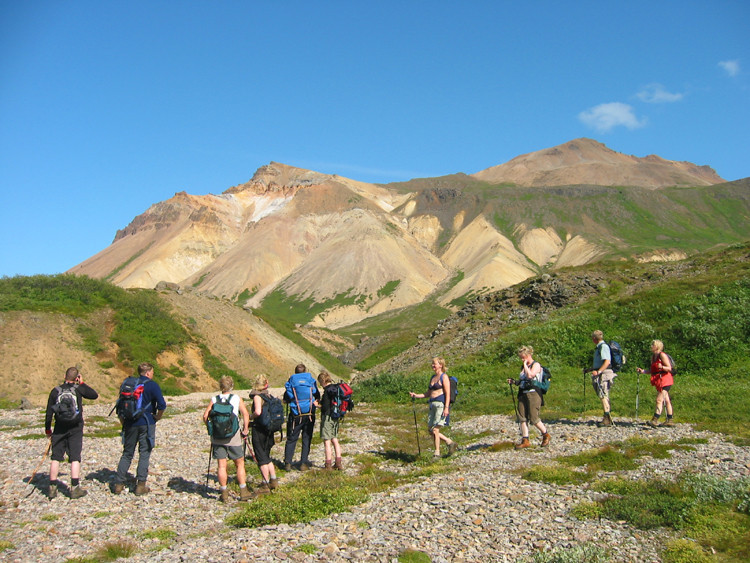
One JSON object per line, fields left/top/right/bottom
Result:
{"left": 409, "top": 357, "right": 457, "bottom": 458}
{"left": 248, "top": 374, "right": 279, "bottom": 496}
{"left": 589, "top": 330, "right": 617, "bottom": 427}
{"left": 318, "top": 370, "right": 344, "bottom": 470}
{"left": 202, "top": 376, "right": 252, "bottom": 502}
{"left": 507, "top": 346, "right": 551, "bottom": 449}
{"left": 113, "top": 362, "right": 166, "bottom": 495}
{"left": 283, "top": 363, "right": 319, "bottom": 471}
{"left": 44, "top": 367, "right": 99, "bottom": 499}
{"left": 636, "top": 340, "right": 675, "bottom": 427}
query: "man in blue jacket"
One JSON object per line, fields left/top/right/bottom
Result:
{"left": 283, "top": 363, "right": 319, "bottom": 471}
{"left": 113, "top": 362, "right": 166, "bottom": 495}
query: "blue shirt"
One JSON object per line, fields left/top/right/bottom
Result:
{"left": 130, "top": 376, "right": 167, "bottom": 427}
{"left": 594, "top": 341, "right": 611, "bottom": 371}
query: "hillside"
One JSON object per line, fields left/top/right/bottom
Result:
{"left": 0, "top": 278, "right": 324, "bottom": 406}
{"left": 67, "top": 139, "right": 746, "bottom": 331}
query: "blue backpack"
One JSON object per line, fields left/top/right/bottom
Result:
{"left": 608, "top": 341, "right": 626, "bottom": 373}
{"left": 532, "top": 366, "right": 552, "bottom": 394}
{"left": 285, "top": 373, "right": 316, "bottom": 417}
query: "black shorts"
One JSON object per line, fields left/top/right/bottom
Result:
{"left": 251, "top": 425, "right": 275, "bottom": 466}
{"left": 51, "top": 427, "right": 84, "bottom": 462}
{"left": 661, "top": 385, "right": 672, "bottom": 392}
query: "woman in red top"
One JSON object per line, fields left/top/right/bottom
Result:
{"left": 636, "top": 340, "right": 674, "bottom": 427}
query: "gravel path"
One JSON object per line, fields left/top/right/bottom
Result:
{"left": 1, "top": 392, "right": 748, "bottom": 562}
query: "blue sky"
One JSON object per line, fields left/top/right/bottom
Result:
{"left": 1, "top": 1, "right": 748, "bottom": 277}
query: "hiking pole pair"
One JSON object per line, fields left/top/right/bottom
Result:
{"left": 411, "top": 397, "right": 421, "bottom": 457}
{"left": 509, "top": 381, "right": 517, "bottom": 415}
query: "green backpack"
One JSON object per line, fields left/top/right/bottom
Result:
{"left": 206, "top": 395, "right": 239, "bottom": 440}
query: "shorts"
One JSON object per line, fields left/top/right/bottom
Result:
{"left": 51, "top": 427, "right": 83, "bottom": 463}
{"left": 251, "top": 425, "right": 275, "bottom": 466}
{"left": 212, "top": 444, "right": 244, "bottom": 460}
{"left": 517, "top": 391, "right": 542, "bottom": 425}
{"left": 592, "top": 374, "right": 614, "bottom": 400}
{"left": 658, "top": 385, "right": 672, "bottom": 393}
{"left": 428, "top": 401, "right": 448, "bottom": 430}
{"left": 320, "top": 414, "right": 340, "bottom": 441}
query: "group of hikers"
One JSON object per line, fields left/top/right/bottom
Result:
{"left": 43, "top": 331, "right": 676, "bottom": 500}
{"left": 43, "top": 362, "right": 353, "bottom": 502}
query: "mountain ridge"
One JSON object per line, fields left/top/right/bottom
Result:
{"left": 68, "top": 138, "right": 746, "bottom": 330}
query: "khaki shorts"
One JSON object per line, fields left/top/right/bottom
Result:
{"left": 517, "top": 391, "right": 542, "bottom": 425}
{"left": 320, "top": 414, "right": 340, "bottom": 441}
{"left": 428, "top": 401, "right": 448, "bottom": 429}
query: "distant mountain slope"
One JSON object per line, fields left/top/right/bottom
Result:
{"left": 69, "top": 140, "right": 747, "bottom": 329}
{"left": 472, "top": 138, "right": 724, "bottom": 188}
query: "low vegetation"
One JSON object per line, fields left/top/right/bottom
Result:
{"left": 358, "top": 243, "right": 750, "bottom": 441}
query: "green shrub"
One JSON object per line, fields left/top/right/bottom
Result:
{"left": 526, "top": 543, "right": 608, "bottom": 563}
{"left": 661, "top": 539, "right": 711, "bottom": 563}
{"left": 227, "top": 472, "right": 369, "bottom": 528}
{"left": 522, "top": 464, "right": 589, "bottom": 485}
{"left": 398, "top": 549, "right": 432, "bottom": 563}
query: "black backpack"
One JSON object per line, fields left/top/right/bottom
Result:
{"left": 207, "top": 395, "right": 239, "bottom": 440}
{"left": 608, "top": 341, "right": 626, "bottom": 373}
{"left": 112, "top": 377, "right": 146, "bottom": 422}
{"left": 256, "top": 393, "right": 284, "bottom": 432}
{"left": 449, "top": 376, "right": 458, "bottom": 405}
{"left": 52, "top": 385, "right": 79, "bottom": 423}
{"left": 326, "top": 382, "right": 354, "bottom": 420}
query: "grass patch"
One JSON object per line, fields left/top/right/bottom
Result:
{"left": 574, "top": 473, "right": 750, "bottom": 560}
{"left": 522, "top": 464, "right": 589, "bottom": 486}
{"left": 295, "top": 544, "right": 317, "bottom": 555}
{"left": 523, "top": 543, "right": 609, "bottom": 563}
{"left": 226, "top": 470, "right": 370, "bottom": 528}
{"left": 398, "top": 549, "right": 432, "bottom": 562}
{"left": 41, "top": 514, "right": 59, "bottom": 521}
{"left": 65, "top": 539, "right": 138, "bottom": 563}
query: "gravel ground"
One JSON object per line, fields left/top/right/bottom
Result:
{"left": 1, "top": 392, "right": 748, "bottom": 562}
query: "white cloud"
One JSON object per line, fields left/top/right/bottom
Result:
{"left": 719, "top": 60, "right": 740, "bottom": 77}
{"left": 636, "top": 83, "right": 684, "bottom": 103}
{"left": 578, "top": 102, "right": 647, "bottom": 133}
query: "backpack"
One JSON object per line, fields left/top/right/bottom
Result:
{"left": 256, "top": 393, "right": 284, "bottom": 432}
{"left": 52, "top": 385, "right": 79, "bottom": 423}
{"left": 286, "top": 373, "right": 316, "bottom": 417}
{"left": 206, "top": 394, "right": 239, "bottom": 440}
{"left": 664, "top": 353, "right": 677, "bottom": 375}
{"left": 608, "top": 341, "right": 626, "bottom": 373}
{"left": 326, "top": 382, "right": 354, "bottom": 420}
{"left": 448, "top": 375, "right": 458, "bottom": 405}
{"left": 113, "top": 377, "right": 146, "bottom": 422}
{"left": 532, "top": 366, "right": 552, "bottom": 395}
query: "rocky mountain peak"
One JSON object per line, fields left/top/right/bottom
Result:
{"left": 472, "top": 138, "right": 725, "bottom": 188}
{"left": 225, "top": 161, "right": 332, "bottom": 197}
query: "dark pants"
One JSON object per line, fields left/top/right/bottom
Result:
{"left": 284, "top": 413, "right": 314, "bottom": 466}
{"left": 116, "top": 424, "right": 154, "bottom": 483}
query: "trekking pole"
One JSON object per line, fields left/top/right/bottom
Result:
{"left": 582, "top": 368, "right": 587, "bottom": 416}
{"left": 635, "top": 369, "right": 641, "bottom": 422}
{"left": 25, "top": 437, "right": 51, "bottom": 496}
{"left": 411, "top": 397, "right": 421, "bottom": 457}
{"left": 205, "top": 445, "right": 213, "bottom": 493}
{"left": 509, "top": 382, "right": 517, "bottom": 415}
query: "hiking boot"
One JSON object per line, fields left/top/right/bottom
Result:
{"left": 268, "top": 478, "right": 279, "bottom": 490}
{"left": 250, "top": 483, "right": 271, "bottom": 499}
{"left": 47, "top": 484, "right": 57, "bottom": 500}
{"left": 70, "top": 486, "right": 88, "bottom": 499}
{"left": 219, "top": 488, "right": 229, "bottom": 503}
{"left": 447, "top": 442, "right": 458, "bottom": 456}
{"left": 541, "top": 433, "right": 551, "bottom": 447}
{"left": 598, "top": 414, "right": 613, "bottom": 427}
{"left": 334, "top": 457, "right": 343, "bottom": 470}
{"left": 661, "top": 419, "right": 675, "bottom": 427}
{"left": 324, "top": 460, "right": 333, "bottom": 471}
{"left": 112, "top": 483, "right": 124, "bottom": 495}
{"left": 515, "top": 437, "right": 531, "bottom": 449}
{"left": 239, "top": 486, "right": 252, "bottom": 502}
{"left": 300, "top": 463, "right": 311, "bottom": 472}
{"left": 134, "top": 481, "right": 150, "bottom": 496}
{"left": 647, "top": 416, "right": 660, "bottom": 428}
{"left": 284, "top": 463, "right": 293, "bottom": 472}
